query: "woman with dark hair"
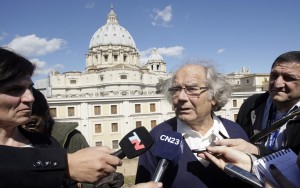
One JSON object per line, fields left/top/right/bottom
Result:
{"left": 0, "top": 47, "right": 122, "bottom": 187}
{"left": 0, "top": 47, "right": 66, "bottom": 187}
{"left": 0, "top": 47, "right": 54, "bottom": 148}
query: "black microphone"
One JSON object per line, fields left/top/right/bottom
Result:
{"left": 151, "top": 130, "right": 183, "bottom": 182}
{"left": 112, "top": 126, "right": 154, "bottom": 159}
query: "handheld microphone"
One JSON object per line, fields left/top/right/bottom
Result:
{"left": 151, "top": 130, "right": 183, "bottom": 182}
{"left": 112, "top": 126, "right": 154, "bottom": 159}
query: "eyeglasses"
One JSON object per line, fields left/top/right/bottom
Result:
{"left": 168, "top": 86, "right": 208, "bottom": 97}
{"left": 24, "top": 117, "right": 49, "bottom": 130}
{"left": 25, "top": 122, "right": 38, "bottom": 129}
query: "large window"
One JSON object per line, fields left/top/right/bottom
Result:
{"left": 95, "top": 124, "right": 102, "bottom": 133}
{"left": 234, "top": 114, "right": 238, "bottom": 121}
{"left": 151, "top": 120, "right": 157, "bottom": 129}
{"left": 150, "top": 103, "right": 156, "bottom": 112}
{"left": 68, "top": 107, "right": 75, "bottom": 116}
{"left": 104, "top": 55, "right": 108, "bottom": 62}
{"left": 111, "top": 105, "right": 117, "bottom": 114}
{"left": 114, "top": 55, "right": 118, "bottom": 61}
{"left": 70, "top": 79, "right": 76, "bottom": 84}
{"left": 110, "top": 105, "right": 118, "bottom": 114}
{"left": 94, "top": 106, "right": 101, "bottom": 115}
{"left": 136, "top": 121, "right": 142, "bottom": 128}
{"left": 111, "top": 123, "right": 118, "bottom": 132}
{"left": 112, "top": 140, "right": 119, "bottom": 149}
{"left": 50, "top": 108, "right": 57, "bottom": 117}
{"left": 95, "top": 141, "right": 102, "bottom": 146}
{"left": 233, "top": 100, "right": 237, "bottom": 107}
{"left": 135, "top": 104, "right": 141, "bottom": 113}
{"left": 120, "top": 75, "right": 127, "bottom": 79}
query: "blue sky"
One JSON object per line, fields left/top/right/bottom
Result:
{"left": 1, "top": 0, "right": 300, "bottom": 81}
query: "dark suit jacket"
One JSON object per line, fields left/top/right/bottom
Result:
{"left": 236, "top": 92, "right": 300, "bottom": 156}
{"left": 0, "top": 127, "right": 67, "bottom": 188}
{"left": 136, "top": 117, "right": 251, "bottom": 188}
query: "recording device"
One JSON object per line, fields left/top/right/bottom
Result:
{"left": 224, "top": 163, "right": 263, "bottom": 188}
{"left": 112, "top": 126, "right": 154, "bottom": 159}
{"left": 192, "top": 148, "right": 222, "bottom": 157}
{"left": 151, "top": 130, "right": 183, "bottom": 182}
{"left": 191, "top": 148, "right": 207, "bottom": 154}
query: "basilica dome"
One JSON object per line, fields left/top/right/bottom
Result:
{"left": 89, "top": 7, "right": 136, "bottom": 49}
{"left": 148, "top": 48, "right": 164, "bottom": 63}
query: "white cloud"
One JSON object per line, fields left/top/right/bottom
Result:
{"left": 85, "top": 2, "right": 94, "bottom": 9}
{"left": 0, "top": 31, "right": 8, "bottom": 41}
{"left": 140, "top": 46, "right": 184, "bottom": 64}
{"left": 151, "top": 5, "right": 173, "bottom": 27}
{"left": 6, "top": 34, "right": 66, "bottom": 57}
{"left": 157, "top": 46, "right": 184, "bottom": 57}
{"left": 53, "top": 64, "right": 64, "bottom": 69}
{"left": 217, "top": 48, "right": 225, "bottom": 54}
{"left": 31, "top": 58, "right": 64, "bottom": 76}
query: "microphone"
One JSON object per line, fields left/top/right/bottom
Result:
{"left": 151, "top": 130, "right": 183, "bottom": 182}
{"left": 112, "top": 126, "right": 154, "bottom": 159}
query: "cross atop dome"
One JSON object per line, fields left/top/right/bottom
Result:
{"left": 107, "top": 4, "right": 118, "bottom": 25}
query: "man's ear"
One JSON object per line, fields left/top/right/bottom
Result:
{"left": 211, "top": 99, "right": 216, "bottom": 106}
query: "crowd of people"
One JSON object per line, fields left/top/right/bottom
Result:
{"left": 0, "top": 46, "right": 299, "bottom": 188}
{"left": 135, "top": 51, "right": 300, "bottom": 187}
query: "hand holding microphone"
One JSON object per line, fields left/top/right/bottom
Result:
{"left": 91, "top": 127, "right": 154, "bottom": 186}
{"left": 151, "top": 130, "right": 183, "bottom": 182}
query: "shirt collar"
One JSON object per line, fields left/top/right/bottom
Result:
{"left": 177, "top": 113, "right": 229, "bottom": 139}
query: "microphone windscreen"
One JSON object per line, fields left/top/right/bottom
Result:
{"left": 154, "top": 130, "right": 183, "bottom": 164}
{"left": 119, "top": 126, "right": 154, "bottom": 159}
